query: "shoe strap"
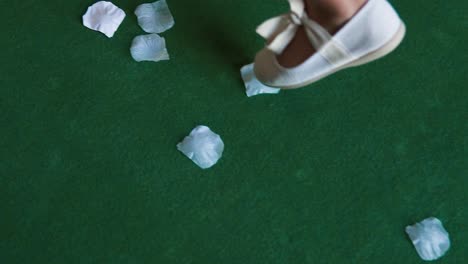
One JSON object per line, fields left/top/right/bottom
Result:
{"left": 256, "top": 0, "right": 333, "bottom": 55}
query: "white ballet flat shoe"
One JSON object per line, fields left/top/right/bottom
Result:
{"left": 253, "top": 0, "right": 406, "bottom": 89}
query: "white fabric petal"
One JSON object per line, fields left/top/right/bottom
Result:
{"left": 177, "top": 126, "right": 224, "bottom": 169}
{"left": 135, "top": 0, "right": 175, "bottom": 34}
{"left": 241, "top": 63, "right": 281, "bottom": 97}
{"left": 130, "top": 34, "right": 170, "bottom": 62}
{"left": 405, "top": 217, "right": 451, "bottom": 261}
{"left": 82, "top": 1, "right": 126, "bottom": 38}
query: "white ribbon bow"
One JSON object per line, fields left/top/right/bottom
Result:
{"left": 256, "top": 0, "right": 332, "bottom": 55}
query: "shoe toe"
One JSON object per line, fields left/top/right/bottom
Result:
{"left": 253, "top": 49, "right": 285, "bottom": 87}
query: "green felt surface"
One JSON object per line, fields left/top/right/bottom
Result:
{"left": 1, "top": 0, "right": 467, "bottom": 263}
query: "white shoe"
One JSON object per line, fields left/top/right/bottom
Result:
{"left": 253, "top": 0, "right": 406, "bottom": 89}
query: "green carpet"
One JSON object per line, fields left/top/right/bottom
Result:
{"left": 1, "top": 0, "right": 467, "bottom": 263}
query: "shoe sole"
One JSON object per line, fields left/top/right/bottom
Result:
{"left": 278, "top": 22, "right": 407, "bottom": 90}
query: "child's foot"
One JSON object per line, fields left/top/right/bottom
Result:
{"left": 253, "top": 0, "right": 406, "bottom": 89}
{"left": 277, "top": 0, "right": 364, "bottom": 68}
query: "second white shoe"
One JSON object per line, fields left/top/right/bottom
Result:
{"left": 253, "top": 0, "right": 406, "bottom": 89}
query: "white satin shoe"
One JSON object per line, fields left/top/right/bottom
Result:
{"left": 253, "top": 0, "right": 406, "bottom": 89}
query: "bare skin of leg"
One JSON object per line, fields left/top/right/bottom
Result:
{"left": 277, "top": 0, "right": 368, "bottom": 68}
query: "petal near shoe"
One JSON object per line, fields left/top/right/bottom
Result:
{"left": 253, "top": 0, "right": 406, "bottom": 89}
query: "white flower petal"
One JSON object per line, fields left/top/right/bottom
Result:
{"left": 241, "top": 63, "right": 281, "bottom": 97}
{"left": 130, "top": 34, "right": 170, "bottom": 62}
{"left": 405, "top": 217, "right": 451, "bottom": 261}
{"left": 177, "top": 126, "right": 224, "bottom": 169}
{"left": 82, "top": 1, "right": 126, "bottom": 38}
{"left": 135, "top": 0, "right": 175, "bottom": 34}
